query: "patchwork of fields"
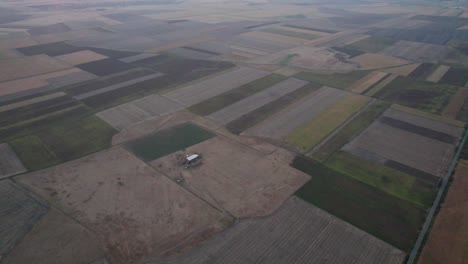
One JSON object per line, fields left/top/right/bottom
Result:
{"left": 1, "top": 1, "right": 467, "bottom": 263}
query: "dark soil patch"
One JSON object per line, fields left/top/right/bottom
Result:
{"left": 439, "top": 67, "right": 468, "bottom": 87}
{"left": 331, "top": 46, "right": 365, "bottom": 58}
{"left": 408, "top": 63, "right": 437, "bottom": 79}
{"left": 17, "top": 42, "right": 85, "bottom": 56}
{"left": 384, "top": 160, "right": 440, "bottom": 187}
{"left": 28, "top": 23, "right": 70, "bottom": 36}
{"left": 75, "top": 58, "right": 134, "bottom": 76}
{"left": 87, "top": 47, "right": 139, "bottom": 59}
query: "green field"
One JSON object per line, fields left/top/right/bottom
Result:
{"left": 125, "top": 123, "right": 215, "bottom": 161}
{"left": 9, "top": 116, "right": 116, "bottom": 170}
{"left": 375, "top": 76, "right": 459, "bottom": 114}
{"left": 287, "top": 94, "right": 370, "bottom": 152}
{"left": 326, "top": 151, "right": 436, "bottom": 207}
{"left": 292, "top": 156, "right": 427, "bottom": 251}
{"left": 262, "top": 28, "right": 320, "bottom": 40}
{"left": 294, "top": 70, "right": 369, "bottom": 89}
{"left": 311, "top": 100, "right": 390, "bottom": 162}
{"left": 188, "top": 74, "right": 287, "bottom": 116}
{"left": 345, "top": 36, "right": 397, "bottom": 53}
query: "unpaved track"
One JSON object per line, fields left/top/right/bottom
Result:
{"left": 150, "top": 197, "right": 405, "bottom": 264}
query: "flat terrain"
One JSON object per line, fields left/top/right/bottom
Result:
{"left": 150, "top": 136, "right": 310, "bottom": 218}
{"left": 15, "top": 146, "right": 232, "bottom": 264}
{"left": 152, "top": 197, "right": 405, "bottom": 264}
{"left": 0, "top": 143, "right": 26, "bottom": 178}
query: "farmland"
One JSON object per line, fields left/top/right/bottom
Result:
{"left": 0, "top": 0, "right": 467, "bottom": 263}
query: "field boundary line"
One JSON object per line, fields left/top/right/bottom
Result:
{"left": 407, "top": 126, "right": 468, "bottom": 264}
{"left": 305, "top": 98, "right": 375, "bottom": 157}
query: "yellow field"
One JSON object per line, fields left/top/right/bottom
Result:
{"left": 287, "top": 94, "right": 370, "bottom": 152}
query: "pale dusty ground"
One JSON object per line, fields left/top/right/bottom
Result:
{"left": 380, "top": 40, "right": 451, "bottom": 62}
{"left": 0, "top": 68, "right": 81, "bottom": 97}
{"left": 150, "top": 136, "right": 310, "bottom": 218}
{"left": 381, "top": 63, "right": 420, "bottom": 76}
{"left": 151, "top": 197, "right": 405, "bottom": 264}
{"left": 15, "top": 146, "right": 232, "bottom": 264}
{"left": 426, "top": 65, "right": 450, "bottom": 83}
{"left": 0, "top": 143, "right": 26, "bottom": 179}
{"left": 240, "top": 31, "right": 306, "bottom": 47}
{"left": 54, "top": 50, "right": 109, "bottom": 66}
{"left": 351, "top": 53, "right": 410, "bottom": 70}
{"left": 0, "top": 55, "right": 72, "bottom": 83}
{"left": 350, "top": 71, "right": 388, "bottom": 93}
{"left": 442, "top": 88, "right": 468, "bottom": 119}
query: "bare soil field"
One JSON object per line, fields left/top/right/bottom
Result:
{"left": 163, "top": 67, "right": 269, "bottom": 106}
{"left": 3, "top": 209, "right": 105, "bottom": 264}
{"left": 150, "top": 136, "right": 310, "bottom": 218}
{"left": 442, "top": 88, "right": 468, "bottom": 119}
{"left": 0, "top": 55, "right": 71, "bottom": 83}
{"left": 207, "top": 78, "right": 308, "bottom": 125}
{"left": 380, "top": 40, "right": 451, "bottom": 62}
{"left": 0, "top": 37, "right": 38, "bottom": 49}
{"left": 0, "top": 68, "right": 82, "bottom": 97}
{"left": 274, "top": 25, "right": 331, "bottom": 37}
{"left": 0, "top": 179, "right": 48, "bottom": 259}
{"left": 152, "top": 197, "right": 405, "bottom": 264}
{"left": 15, "top": 146, "right": 231, "bottom": 264}
{"left": 97, "top": 94, "right": 183, "bottom": 130}
{"left": 381, "top": 63, "right": 420, "bottom": 76}
{"left": 0, "top": 143, "right": 26, "bottom": 178}
{"left": 0, "top": 92, "right": 66, "bottom": 113}
{"left": 250, "top": 86, "right": 346, "bottom": 140}
{"left": 350, "top": 71, "right": 389, "bottom": 93}
{"left": 344, "top": 110, "right": 460, "bottom": 178}
{"left": 418, "top": 163, "right": 468, "bottom": 264}
{"left": 426, "top": 65, "right": 450, "bottom": 83}
{"left": 241, "top": 31, "right": 306, "bottom": 46}
{"left": 365, "top": 74, "right": 398, "bottom": 96}
{"left": 54, "top": 50, "right": 109, "bottom": 65}
{"left": 351, "top": 53, "right": 410, "bottom": 70}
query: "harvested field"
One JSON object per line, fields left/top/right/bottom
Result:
{"left": 418, "top": 163, "right": 468, "bottom": 264}
{"left": 0, "top": 55, "right": 71, "bottom": 83}
{"left": 261, "top": 28, "right": 321, "bottom": 40}
{"left": 426, "top": 65, "right": 450, "bottom": 83}
{"left": 54, "top": 50, "right": 109, "bottom": 65}
{"left": 311, "top": 100, "right": 390, "bottom": 162}
{"left": 28, "top": 23, "right": 70, "bottom": 36}
{"left": 251, "top": 86, "right": 346, "bottom": 140}
{"left": 294, "top": 70, "right": 369, "bottom": 89}
{"left": 16, "top": 41, "right": 84, "bottom": 57}
{"left": 188, "top": 74, "right": 287, "bottom": 116}
{"left": 74, "top": 73, "right": 164, "bottom": 100}
{"left": 9, "top": 116, "right": 116, "bottom": 171}
{"left": 391, "top": 104, "right": 465, "bottom": 128}
{"left": 163, "top": 67, "right": 269, "bottom": 106}
{"left": 381, "top": 63, "right": 420, "bottom": 76}
{"left": 15, "top": 146, "right": 231, "bottom": 264}
{"left": 152, "top": 197, "right": 405, "bottom": 264}
{"left": 439, "top": 67, "right": 468, "bottom": 87}
{"left": 0, "top": 143, "right": 26, "bottom": 178}
{"left": 97, "top": 94, "right": 183, "bottom": 130}
{"left": 367, "top": 28, "right": 454, "bottom": 45}
{"left": 0, "top": 180, "right": 48, "bottom": 259}
{"left": 351, "top": 53, "right": 410, "bottom": 70}
{"left": 443, "top": 88, "right": 468, "bottom": 119}
{"left": 350, "top": 71, "right": 389, "bottom": 93}
{"left": 47, "top": 70, "right": 97, "bottom": 89}
{"left": 2, "top": 208, "right": 105, "bottom": 264}
{"left": 331, "top": 46, "right": 365, "bottom": 58}
{"left": 0, "top": 38, "right": 38, "bottom": 50}
{"left": 344, "top": 109, "right": 462, "bottom": 178}
{"left": 75, "top": 58, "right": 133, "bottom": 76}
{"left": 150, "top": 136, "right": 310, "bottom": 218}
{"left": 208, "top": 78, "right": 308, "bottom": 125}
{"left": 409, "top": 63, "right": 439, "bottom": 80}
{"left": 327, "top": 151, "right": 436, "bottom": 207}
{"left": 375, "top": 76, "right": 459, "bottom": 114}
{"left": 293, "top": 156, "right": 427, "bottom": 251}
{"left": 380, "top": 40, "right": 451, "bottom": 62}
{"left": 226, "top": 82, "right": 322, "bottom": 135}
{"left": 119, "top": 53, "right": 158, "bottom": 63}
{"left": 228, "top": 35, "right": 293, "bottom": 53}
{"left": 365, "top": 74, "right": 398, "bottom": 96}
{"left": 0, "top": 92, "right": 66, "bottom": 113}
{"left": 125, "top": 123, "right": 215, "bottom": 161}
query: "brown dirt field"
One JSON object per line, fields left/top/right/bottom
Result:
{"left": 350, "top": 71, "right": 389, "bottom": 93}
{"left": 0, "top": 92, "right": 66, "bottom": 113}
{"left": 426, "top": 65, "right": 450, "bottom": 83}
{"left": 0, "top": 68, "right": 81, "bottom": 97}
{"left": 145, "top": 35, "right": 215, "bottom": 53}
{"left": 275, "top": 25, "right": 331, "bottom": 37}
{"left": 382, "top": 63, "right": 420, "bottom": 76}
{"left": 0, "top": 38, "right": 38, "bottom": 49}
{"left": 418, "top": 163, "right": 468, "bottom": 264}
{"left": 33, "top": 29, "right": 103, "bottom": 45}
{"left": 241, "top": 31, "right": 306, "bottom": 46}
{"left": 442, "top": 88, "right": 468, "bottom": 119}
{"left": 351, "top": 53, "right": 410, "bottom": 70}
{"left": 2, "top": 209, "right": 105, "bottom": 264}
{"left": 150, "top": 136, "right": 310, "bottom": 218}
{"left": 305, "top": 31, "right": 356, "bottom": 47}
{"left": 15, "top": 146, "right": 232, "bottom": 264}
{"left": 55, "top": 50, "right": 109, "bottom": 66}
{"left": 0, "top": 55, "right": 71, "bottom": 83}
